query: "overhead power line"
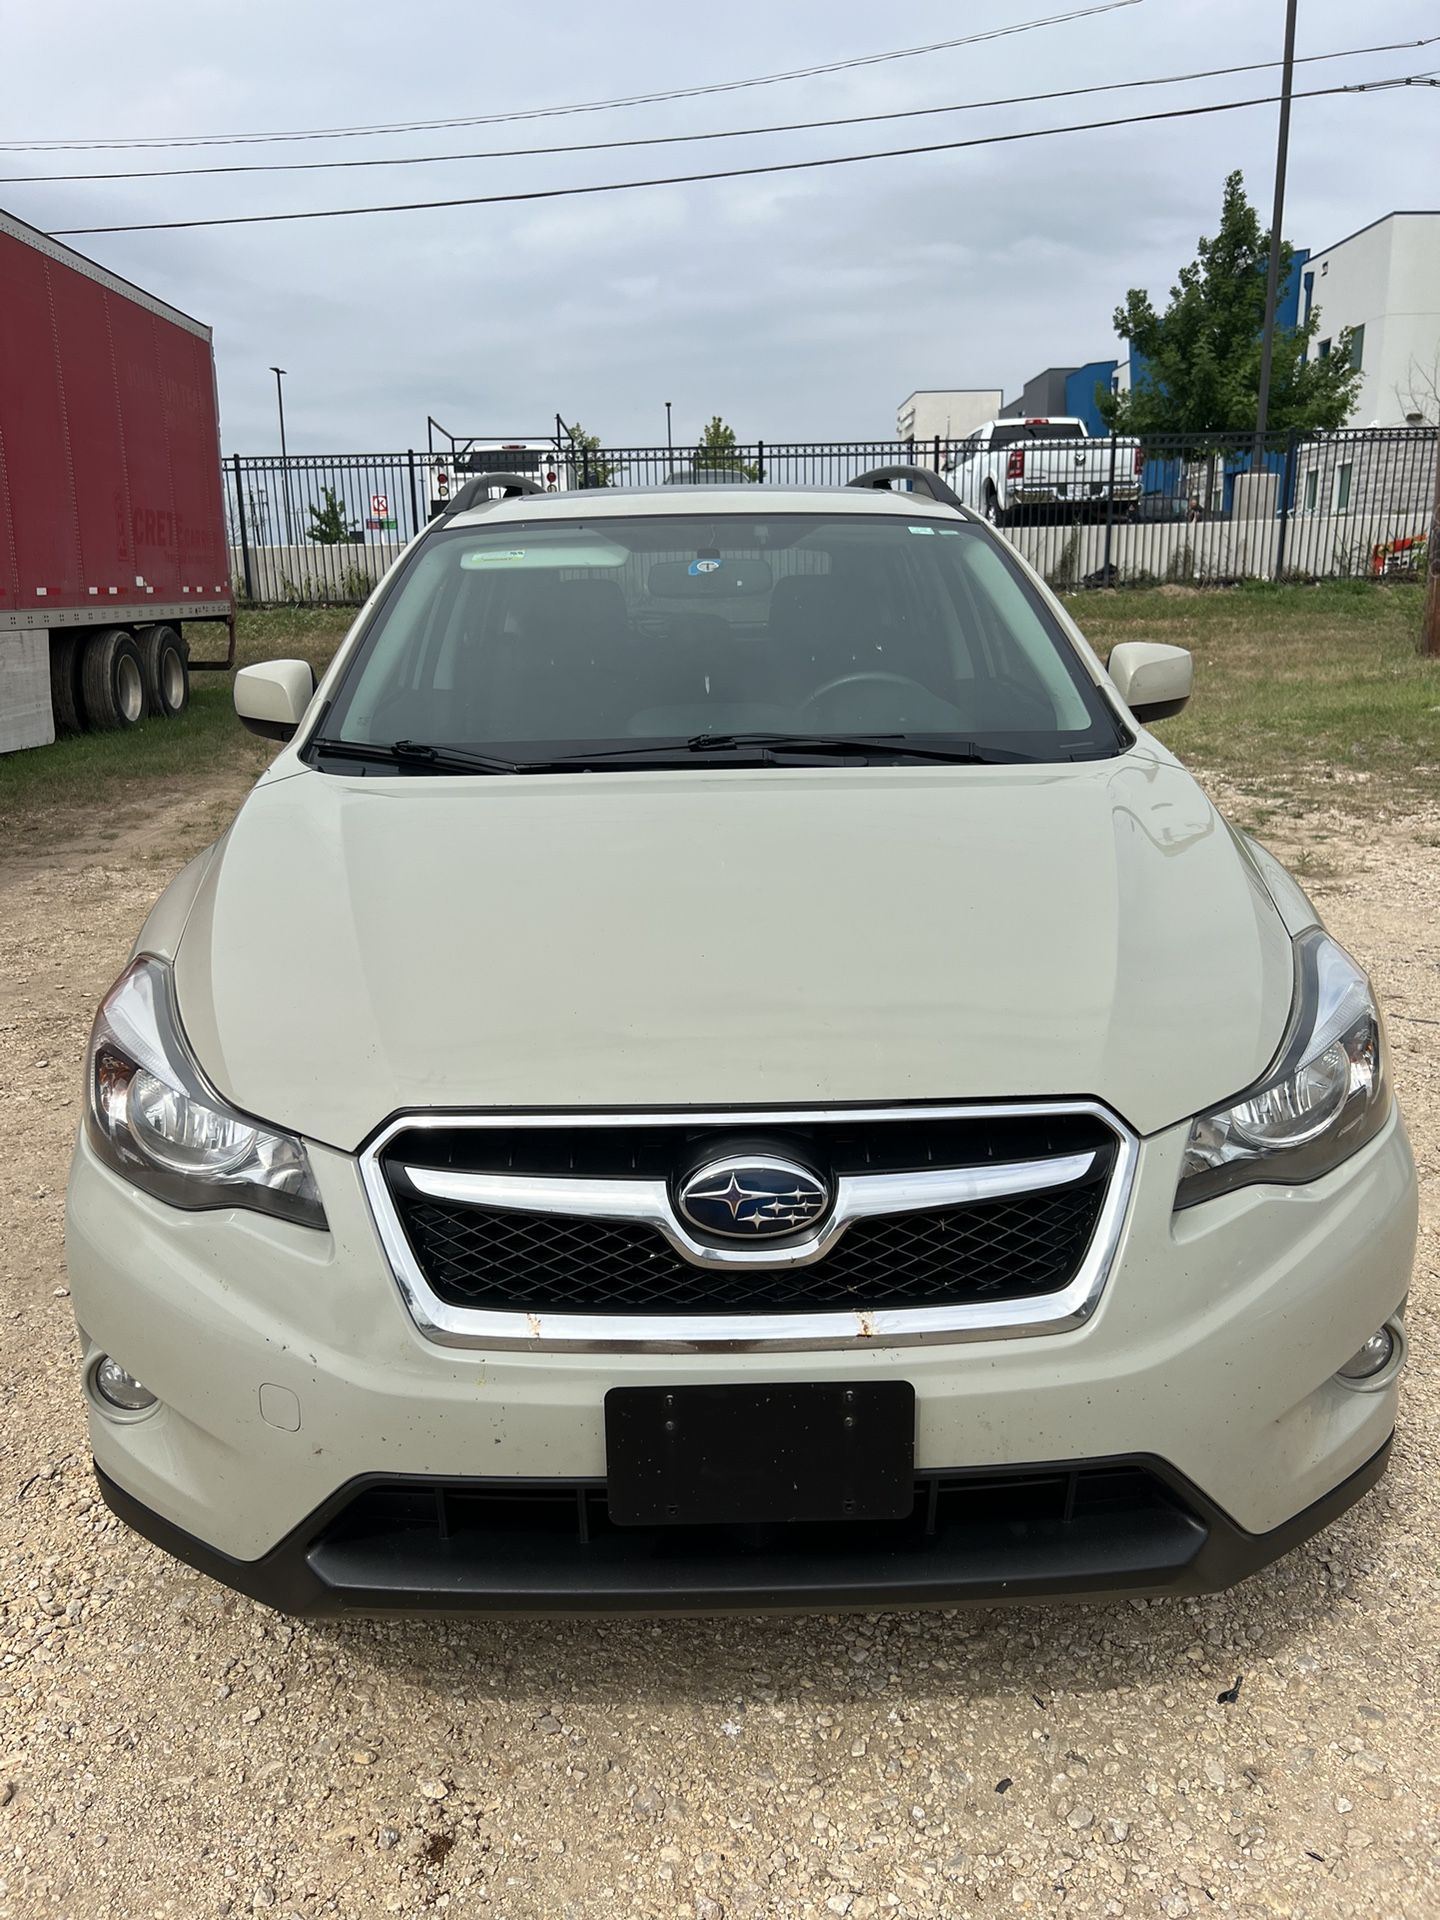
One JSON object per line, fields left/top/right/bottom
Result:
{"left": 50, "top": 76, "right": 1436, "bottom": 238}
{"left": 9, "top": 35, "right": 1436, "bottom": 185}
{"left": 1, "top": 2, "right": 1140, "bottom": 153}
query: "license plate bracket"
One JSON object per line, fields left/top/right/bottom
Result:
{"left": 604, "top": 1381, "right": 915, "bottom": 1527}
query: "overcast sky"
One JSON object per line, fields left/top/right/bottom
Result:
{"left": 4, "top": 0, "right": 1436, "bottom": 452}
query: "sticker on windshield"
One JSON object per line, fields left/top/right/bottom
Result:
{"left": 458, "top": 537, "right": 629, "bottom": 569}
{"left": 688, "top": 558, "right": 723, "bottom": 575}
{"left": 938, "top": 528, "right": 962, "bottom": 536}
{"left": 907, "top": 525, "right": 936, "bottom": 535}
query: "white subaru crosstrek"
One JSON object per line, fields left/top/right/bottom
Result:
{"left": 67, "top": 467, "right": 1417, "bottom": 1614}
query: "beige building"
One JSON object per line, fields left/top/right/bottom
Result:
{"left": 1302, "top": 211, "right": 1440, "bottom": 425}
{"left": 896, "top": 389, "right": 1003, "bottom": 447}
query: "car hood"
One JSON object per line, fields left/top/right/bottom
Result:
{"left": 174, "top": 753, "right": 1296, "bottom": 1151}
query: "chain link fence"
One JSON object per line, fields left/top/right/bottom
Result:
{"left": 225, "top": 428, "right": 1437, "bottom": 608}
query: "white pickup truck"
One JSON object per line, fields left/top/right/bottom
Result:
{"left": 947, "top": 418, "right": 1144, "bottom": 525}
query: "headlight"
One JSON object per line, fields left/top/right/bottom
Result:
{"left": 1175, "top": 928, "right": 1389, "bottom": 1210}
{"left": 86, "top": 955, "right": 326, "bottom": 1230}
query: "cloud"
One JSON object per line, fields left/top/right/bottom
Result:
{"left": 4, "top": 0, "right": 1432, "bottom": 446}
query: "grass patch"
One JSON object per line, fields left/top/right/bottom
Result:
{"left": 1062, "top": 582, "right": 1438, "bottom": 810}
{"left": 0, "top": 609, "right": 353, "bottom": 842}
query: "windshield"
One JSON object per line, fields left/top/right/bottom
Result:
{"left": 314, "top": 512, "right": 1124, "bottom": 768}
{"left": 458, "top": 448, "right": 546, "bottom": 473}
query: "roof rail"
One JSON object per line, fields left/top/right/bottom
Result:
{"left": 847, "top": 465, "right": 966, "bottom": 512}
{"left": 441, "top": 472, "right": 548, "bottom": 517}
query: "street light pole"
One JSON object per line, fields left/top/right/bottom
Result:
{"left": 270, "top": 365, "right": 294, "bottom": 545}
{"left": 1253, "top": 0, "right": 1298, "bottom": 457}
{"left": 665, "top": 401, "right": 673, "bottom": 460}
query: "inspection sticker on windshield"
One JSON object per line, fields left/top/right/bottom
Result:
{"left": 907, "top": 525, "right": 935, "bottom": 535}
{"left": 461, "top": 549, "right": 527, "bottom": 565}
{"left": 688, "top": 558, "right": 723, "bottom": 575}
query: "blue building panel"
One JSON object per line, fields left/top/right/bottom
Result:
{"left": 1063, "top": 361, "right": 1119, "bottom": 436}
{"left": 1279, "top": 250, "right": 1309, "bottom": 331}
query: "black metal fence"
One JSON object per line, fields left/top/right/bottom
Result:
{"left": 225, "top": 427, "right": 1436, "bottom": 607}
{"left": 226, "top": 450, "right": 429, "bottom": 605}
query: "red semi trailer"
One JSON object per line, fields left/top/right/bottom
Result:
{"left": 0, "top": 207, "right": 235, "bottom": 755}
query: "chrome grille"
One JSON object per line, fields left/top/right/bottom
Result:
{"left": 360, "top": 1103, "right": 1137, "bottom": 1350}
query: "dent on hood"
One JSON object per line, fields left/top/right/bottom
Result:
{"left": 131, "top": 838, "right": 226, "bottom": 965}
{"left": 1228, "top": 826, "right": 1323, "bottom": 937}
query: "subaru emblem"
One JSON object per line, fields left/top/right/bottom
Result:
{"left": 677, "top": 1156, "right": 831, "bottom": 1240}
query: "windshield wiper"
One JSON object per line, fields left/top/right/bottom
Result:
{"left": 682, "top": 732, "right": 1025, "bottom": 764}
{"left": 309, "top": 737, "right": 543, "bottom": 775}
{"left": 536, "top": 733, "right": 1025, "bottom": 766}
{"left": 311, "top": 733, "right": 1028, "bottom": 775}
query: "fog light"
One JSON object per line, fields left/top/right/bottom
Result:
{"left": 94, "top": 1356, "right": 158, "bottom": 1411}
{"left": 1336, "top": 1328, "right": 1396, "bottom": 1383}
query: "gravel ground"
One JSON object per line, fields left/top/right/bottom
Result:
{"left": 0, "top": 768, "right": 1435, "bottom": 1920}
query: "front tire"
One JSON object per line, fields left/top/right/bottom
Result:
{"left": 80, "top": 628, "right": 146, "bottom": 732}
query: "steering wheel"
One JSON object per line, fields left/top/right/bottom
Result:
{"left": 801, "top": 670, "right": 932, "bottom": 710}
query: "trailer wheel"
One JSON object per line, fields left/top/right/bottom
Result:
{"left": 49, "top": 632, "right": 86, "bottom": 735}
{"left": 138, "top": 624, "right": 189, "bottom": 718}
{"left": 80, "top": 628, "right": 146, "bottom": 731}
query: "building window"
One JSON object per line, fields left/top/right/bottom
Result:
{"left": 1304, "top": 472, "right": 1319, "bottom": 513}
{"left": 1348, "top": 324, "right": 1365, "bottom": 371}
{"left": 1318, "top": 337, "right": 1332, "bottom": 359}
{"left": 1334, "top": 463, "right": 1354, "bottom": 512}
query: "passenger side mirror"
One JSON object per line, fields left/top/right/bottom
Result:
{"left": 234, "top": 660, "right": 316, "bottom": 741}
{"left": 1106, "top": 641, "right": 1192, "bottom": 723}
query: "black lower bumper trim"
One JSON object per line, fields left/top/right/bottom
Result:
{"left": 94, "top": 1437, "right": 1393, "bottom": 1618}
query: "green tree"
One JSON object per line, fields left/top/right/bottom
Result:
{"left": 693, "top": 415, "right": 761, "bottom": 481}
{"left": 1100, "top": 172, "right": 1362, "bottom": 441}
{"left": 565, "top": 421, "right": 617, "bottom": 487}
{"left": 305, "top": 484, "right": 361, "bottom": 545}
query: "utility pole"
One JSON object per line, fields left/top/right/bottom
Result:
{"left": 270, "top": 365, "right": 295, "bottom": 545}
{"left": 1423, "top": 429, "right": 1440, "bottom": 657}
{"left": 1253, "top": 0, "right": 1298, "bottom": 457}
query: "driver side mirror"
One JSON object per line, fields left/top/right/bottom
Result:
{"left": 235, "top": 660, "right": 316, "bottom": 741}
{"left": 1106, "top": 641, "right": 1192, "bottom": 723}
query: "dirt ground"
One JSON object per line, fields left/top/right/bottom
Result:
{"left": 0, "top": 762, "right": 1435, "bottom": 1920}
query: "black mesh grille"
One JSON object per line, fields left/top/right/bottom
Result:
{"left": 394, "top": 1176, "right": 1107, "bottom": 1315}
{"left": 321, "top": 1463, "right": 1184, "bottom": 1553}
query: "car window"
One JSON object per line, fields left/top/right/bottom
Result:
{"left": 987, "top": 423, "right": 1088, "bottom": 448}
{"left": 317, "top": 512, "right": 1122, "bottom": 764}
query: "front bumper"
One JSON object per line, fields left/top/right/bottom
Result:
{"left": 95, "top": 1440, "right": 1394, "bottom": 1616}
{"left": 1011, "top": 486, "right": 1142, "bottom": 506}
{"left": 65, "top": 1105, "right": 1418, "bottom": 1608}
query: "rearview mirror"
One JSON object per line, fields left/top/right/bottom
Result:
{"left": 1106, "top": 641, "right": 1192, "bottom": 723}
{"left": 235, "top": 660, "right": 316, "bottom": 741}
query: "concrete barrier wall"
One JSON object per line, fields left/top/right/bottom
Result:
{"left": 229, "top": 506, "right": 1431, "bottom": 608}
{"left": 228, "top": 542, "right": 407, "bottom": 605}
{"left": 1003, "top": 507, "right": 1431, "bottom": 589}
